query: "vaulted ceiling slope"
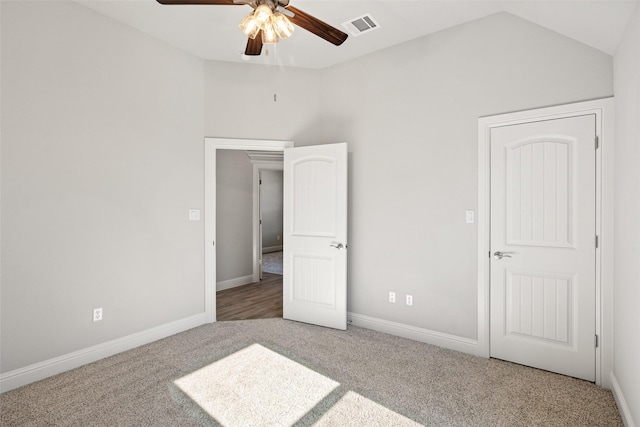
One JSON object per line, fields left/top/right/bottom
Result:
{"left": 78, "top": 0, "right": 638, "bottom": 69}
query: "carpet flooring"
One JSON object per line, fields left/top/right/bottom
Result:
{"left": 0, "top": 319, "right": 622, "bottom": 426}
{"left": 262, "top": 251, "right": 283, "bottom": 275}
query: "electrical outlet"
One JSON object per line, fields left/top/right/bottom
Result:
{"left": 93, "top": 308, "right": 103, "bottom": 322}
{"left": 406, "top": 295, "right": 413, "bottom": 306}
{"left": 389, "top": 291, "right": 396, "bottom": 303}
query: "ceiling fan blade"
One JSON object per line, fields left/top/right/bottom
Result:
{"left": 245, "top": 32, "right": 263, "bottom": 56}
{"left": 284, "top": 5, "right": 348, "bottom": 46}
{"left": 156, "top": 0, "right": 244, "bottom": 5}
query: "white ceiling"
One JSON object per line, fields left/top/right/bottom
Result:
{"left": 77, "top": 0, "right": 638, "bottom": 69}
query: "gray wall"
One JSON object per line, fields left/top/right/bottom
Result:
{"left": 316, "top": 13, "right": 613, "bottom": 340}
{"left": 216, "top": 150, "right": 253, "bottom": 284}
{"left": 613, "top": 2, "right": 640, "bottom": 423}
{"left": 204, "top": 61, "right": 322, "bottom": 143}
{"left": 261, "top": 170, "right": 283, "bottom": 251}
{"left": 1, "top": 1, "right": 205, "bottom": 372}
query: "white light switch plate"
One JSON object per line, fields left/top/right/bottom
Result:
{"left": 189, "top": 209, "right": 200, "bottom": 221}
{"left": 465, "top": 210, "right": 475, "bottom": 224}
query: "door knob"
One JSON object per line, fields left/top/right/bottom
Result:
{"left": 330, "top": 242, "right": 344, "bottom": 249}
{"left": 493, "top": 251, "right": 512, "bottom": 260}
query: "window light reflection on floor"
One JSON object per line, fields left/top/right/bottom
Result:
{"left": 314, "top": 391, "right": 420, "bottom": 426}
{"left": 174, "top": 343, "right": 339, "bottom": 426}
{"left": 174, "top": 343, "right": 419, "bottom": 426}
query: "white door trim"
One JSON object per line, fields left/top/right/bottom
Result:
{"left": 477, "top": 98, "right": 614, "bottom": 387}
{"left": 204, "top": 138, "right": 293, "bottom": 323}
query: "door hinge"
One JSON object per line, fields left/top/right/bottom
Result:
{"left": 596, "top": 235, "right": 599, "bottom": 248}
{"left": 212, "top": 240, "right": 215, "bottom": 246}
{"left": 595, "top": 334, "right": 599, "bottom": 348}
{"left": 259, "top": 179, "right": 262, "bottom": 185}
{"left": 595, "top": 136, "right": 599, "bottom": 150}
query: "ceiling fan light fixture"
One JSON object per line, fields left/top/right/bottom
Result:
{"left": 239, "top": 13, "right": 260, "bottom": 39}
{"left": 261, "top": 20, "right": 278, "bottom": 44}
{"left": 254, "top": 4, "right": 273, "bottom": 25}
{"left": 272, "top": 12, "right": 294, "bottom": 39}
{"left": 158, "top": 0, "right": 350, "bottom": 57}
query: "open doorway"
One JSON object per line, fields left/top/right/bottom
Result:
{"left": 205, "top": 138, "right": 348, "bottom": 330}
{"left": 259, "top": 169, "right": 284, "bottom": 276}
{"left": 248, "top": 151, "right": 284, "bottom": 281}
{"left": 204, "top": 138, "right": 292, "bottom": 323}
{"left": 215, "top": 149, "right": 284, "bottom": 321}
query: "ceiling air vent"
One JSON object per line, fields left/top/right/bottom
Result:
{"left": 342, "top": 14, "right": 380, "bottom": 37}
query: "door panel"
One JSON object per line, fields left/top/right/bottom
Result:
{"left": 490, "top": 115, "right": 596, "bottom": 381}
{"left": 506, "top": 138, "right": 574, "bottom": 247}
{"left": 292, "top": 255, "right": 336, "bottom": 307}
{"left": 283, "top": 143, "right": 347, "bottom": 330}
{"left": 291, "top": 157, "right": 337, "bottom": 236}
{"left": 505, "top": 270, "right": 573, "bottom": 345}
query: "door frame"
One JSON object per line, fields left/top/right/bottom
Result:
{"left": 477, "top": 98, "right": 614, "bottom": 387}
{"left": 204, "top": 138, "right": 293, "bottom": 323}
{"left": 247, "top": 151, "right": 284, "bottom": 282}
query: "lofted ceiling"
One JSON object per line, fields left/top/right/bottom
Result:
{"left": 77, "top": 0, "right": 638, "bottom": 69}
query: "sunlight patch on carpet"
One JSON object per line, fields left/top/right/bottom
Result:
{"left": 314, "top": 391, "right": 421, "bottom": 426}
{"left": 174, "top": 344, "right": 339, "bottom": 426}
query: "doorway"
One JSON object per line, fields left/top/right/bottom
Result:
{"left": 247, "top": 151, "right": 284, "bottom": 281}
{"left": 214, "top": 149, "right": 285, "bottom": 320}
{"left": 204, "top": 139, "right": 292, "bottom": 323}
{"left": 477, "top": 98, "right": 614, "bottom": 386}
{"left": 205, "top": 138, "right": 349, "bottom": 330}
{"left": 259, "top": 170, "right": 284, "bottom": 275}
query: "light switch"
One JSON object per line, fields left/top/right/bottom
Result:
{"left": 465, "top": 210, "right": 475, "bottom": 224}
{"left": 189, "top": 209, "right": 200, "bottom": 221}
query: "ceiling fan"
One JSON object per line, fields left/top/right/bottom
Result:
{"left": 156, "top": 0, "right": 349, "bottom": 56}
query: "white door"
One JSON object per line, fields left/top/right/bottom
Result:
{"left": 490, "top": 115, "right": 596, "bottom": 381}
{"left": 283, "top": 143, "right": 348, "bottom": 330}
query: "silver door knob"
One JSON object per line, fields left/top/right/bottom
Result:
{"left": 493, "top": 251, "right": 512, "bottom": 260}
{"left": 330, "top": 242, "right": 344, "bottom": 249}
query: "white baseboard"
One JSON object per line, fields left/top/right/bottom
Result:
{"left": 348, "top": 312, "right": 482, "bottom": 356}
{"left": 611, "top": 372, "right": 636, "bottom": 427}
{"left": 0, "top": 312, "right": 209, "bottom": 393}
{"left": 216, "top": 274, "right": 254, "bottom": 291}
{"left": 262, "top": 245, "right": 283, "bottom": 254}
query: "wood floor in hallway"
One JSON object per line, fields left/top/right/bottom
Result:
{"left": 216, "top": 272, "right": 283, "bottom": 321}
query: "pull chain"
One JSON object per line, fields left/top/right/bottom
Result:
{"left": 272, "top": 44, "right": 278, "bottom": 102}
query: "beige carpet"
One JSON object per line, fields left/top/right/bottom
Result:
{"left": 0, "top": 319, "right": 622, "bottom": 426}
{"left": 262, "top": 251, "right": 283, "bottom": 275}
